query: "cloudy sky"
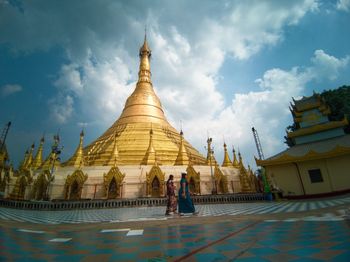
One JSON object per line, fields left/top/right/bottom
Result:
{"left": 1, "top": 0, "right": 350, "bottom": 168}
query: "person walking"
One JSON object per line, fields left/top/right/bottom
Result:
{"left": 165, "top": 174, "right": 177, "bottom": 215}
{"left": 178, "top": 172, "right": 197, "bottom": 215}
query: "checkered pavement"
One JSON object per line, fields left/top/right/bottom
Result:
{"left": 0, "top": 195, "right": 349, "bottom": 224}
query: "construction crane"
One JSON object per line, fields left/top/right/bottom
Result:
{"left": 252, "top": 127, "right": 264, "bottom": 160}
{"left": 251, "top": 127, "right": 271, "bottom": 195}
{"left": 0, "top": 121, "right": 11, "bottom": 152}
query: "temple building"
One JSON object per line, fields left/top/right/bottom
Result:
{"left": 2, "top": 36, "right": 260, "bottom": 201}
{"left": 256, "top": 93, "right": 350, "bottom": 198}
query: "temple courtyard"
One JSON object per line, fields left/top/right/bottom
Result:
{"left": 1, "top": 195, "right": 350, "bottom": 261}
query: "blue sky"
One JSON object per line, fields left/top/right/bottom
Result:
{"left": 1, "top": 0, "right": 350, "bottom": 168}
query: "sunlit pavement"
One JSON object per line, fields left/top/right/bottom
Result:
{"left": 1, "top": 195, "right": 350, "bottom": 261}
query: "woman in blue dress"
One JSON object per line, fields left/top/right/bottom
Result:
{"left": 178, "top": 173, "right": 197, "bottom": 215}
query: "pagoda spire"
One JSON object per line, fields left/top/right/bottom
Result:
{"left": 206, "top": 137, "right": 217, "bottom": 165}
{"left": 41, "top": 135, "right": 61, "bottom": 170}
{"left": 222, "top": 143, "right": 232, "bottom": 167}
{"left": 19, "top": 150, "right": 29, "bottom": 170}
{"left": 238, "top": 153, "right": 252, "bottom": 192}
{"left": 174, "top": 130, "right": 189, "bottom": 165}
{"left": 106, "top": 131, "right": 119, "bottom": 166}
{"left": 138, "top": 31, "right": 152, "bottom": 84}
{"left": 115, "top": 33, "right": 170, "bottom": 126}
{"left": 65, "top": 131, "right": 84, "bottom": 168}
{"left": 20, "top": 144, "right": 34, "bottom": 170}
{"left": 141, "top": 127, "right": 156, "bottom": 165}
{"left": 238, "top": 151, "right": 243, "bottom": 166}
{"left": 27, "top": 143, "right": 35, "bottom": 168}
{"left": 32, "top": 136, "right": 44, "bottom": 170}
{"left": 232, "top": 146, "right": 239, "bottom": 167}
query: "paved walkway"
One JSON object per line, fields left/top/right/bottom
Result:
{"left": 1, "top": 195, "right": 350, "bottom": 261}
{"left": 1, "top": 195, "right": 350, "bottom": 224}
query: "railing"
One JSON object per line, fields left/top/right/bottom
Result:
{"left": 0, "top": 193, "right": 266, "bottom": 210}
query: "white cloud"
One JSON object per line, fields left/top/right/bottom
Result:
{"left": 53, "top": 49, "right": 133, "bottom": 124}
{"left": 4, "top": 0, "right": 342, "bottom": 167}
{"left": 199, "top": 50, "right": 349, "bottom": 163}
{"left": 337, "top": 0, "right": 350, "bottom": 11}
{"left": 54, "top": 64, "right": 83, "bottom": 96}
{"left": 50, "top": 95, "right": 74, "bottom": 124}
{"left": 1, "top": 84, "right": 22, "bottom": 97}
{"left": 310, "top": 49, "right": 349, "bottom": 80}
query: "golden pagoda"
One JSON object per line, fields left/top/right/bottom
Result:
{"left": 5, "top": 35, "right": 251, "bottom": 201}
{"left": 83, "top": 35, "right": 205, "bottom": 166}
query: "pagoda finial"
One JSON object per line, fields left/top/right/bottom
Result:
{"left": 32, "top": 136, "right": 45, "bottom": 170}
{"left": 206, "top": 137, "right": 217, "bottom": 165}
{"left": 26, "top": 144, "right": 35, "bottom": 170}
{"left": 19, "top": 149, "right": 29, "bottom": 170}
{"left": 64, "top": 131, "right": 84, "bottom": 168}
{"left": 222, "top": 142, "right": 232, "bottom": 167}
{"left": 232, "top": 146, "right": 239, "bottom": 167}
{"left": 141, "top": 125, "right": 156, "bottom": 165}
{"left": 175, "top": 130, "right": 189, "bottom": 165}
{"left": 137, "top": 29, "right": 152, "bottom": 85}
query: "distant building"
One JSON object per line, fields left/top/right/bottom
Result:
{"left": 256, "top": 93, "right": 350, "bottom": 198}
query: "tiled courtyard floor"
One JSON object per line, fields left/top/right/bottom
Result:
{"left": 1, "top": 195, "right": 350, "bottom": 261}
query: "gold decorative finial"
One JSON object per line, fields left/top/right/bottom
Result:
{"left": 232, "top": 146, "right": 239, "bottom": 167}
{"left": 63, "top": 131, "right": 84, "bottom": 168}
{"left": 141, "top": 124, "right": 156, "bottom": 165}
{"left": 206, "top": 137, "right": 217, "bottom": 165}
{"left": 222, "top": 142, "right": 232, "bottom": 167}
{"left": 32, "top": 137, "right": 45, "bottom": 170}
{"left": 175, "top": 130, "right": 189, "bottom": 165}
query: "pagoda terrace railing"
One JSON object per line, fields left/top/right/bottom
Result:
{"left": 0, "top": 193, "right": 266, "bottom": 211}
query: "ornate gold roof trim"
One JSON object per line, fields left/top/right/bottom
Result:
{"left": 256, "top": 145, "right": 350, "bottom": 166}
{"left": 287, "top": 117, "right": 348, "bottom": 138}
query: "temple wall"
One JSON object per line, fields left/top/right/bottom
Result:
{"left": 297, "top": 160, "right": 332, "bottom": 195}
{"left": 266, "top": 153, "right": 350, "bottom": 196}
{"left": 266, "top": 164, "right": 304, "bottom": 196}
{"left": 325, "top": 154, "right": 350, "bottom": 191}
{"left": 46, "top": 165, "right": 242, "bottom": 200}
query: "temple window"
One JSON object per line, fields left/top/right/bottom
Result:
{"left": 308, "top": 169, "right": 323, "bottom": 183}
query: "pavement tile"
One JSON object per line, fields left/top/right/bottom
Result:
{"left": 263, "top": 252, "right": 299, "bottom": 261}
{"left": 81, "top": 254, "right": 112, "bottom": 262}
{"left": 1, "top": 195, "right": 350, "bottom": 261}
{"left": 311, "top": 249, "right": 347, "bottom": 260}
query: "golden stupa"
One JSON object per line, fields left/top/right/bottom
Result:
{"left": 83, "top": 35, "right": 206, "bottom": 166}
{"left": 4, "top": 36, "right": 259, "bottom": 201}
